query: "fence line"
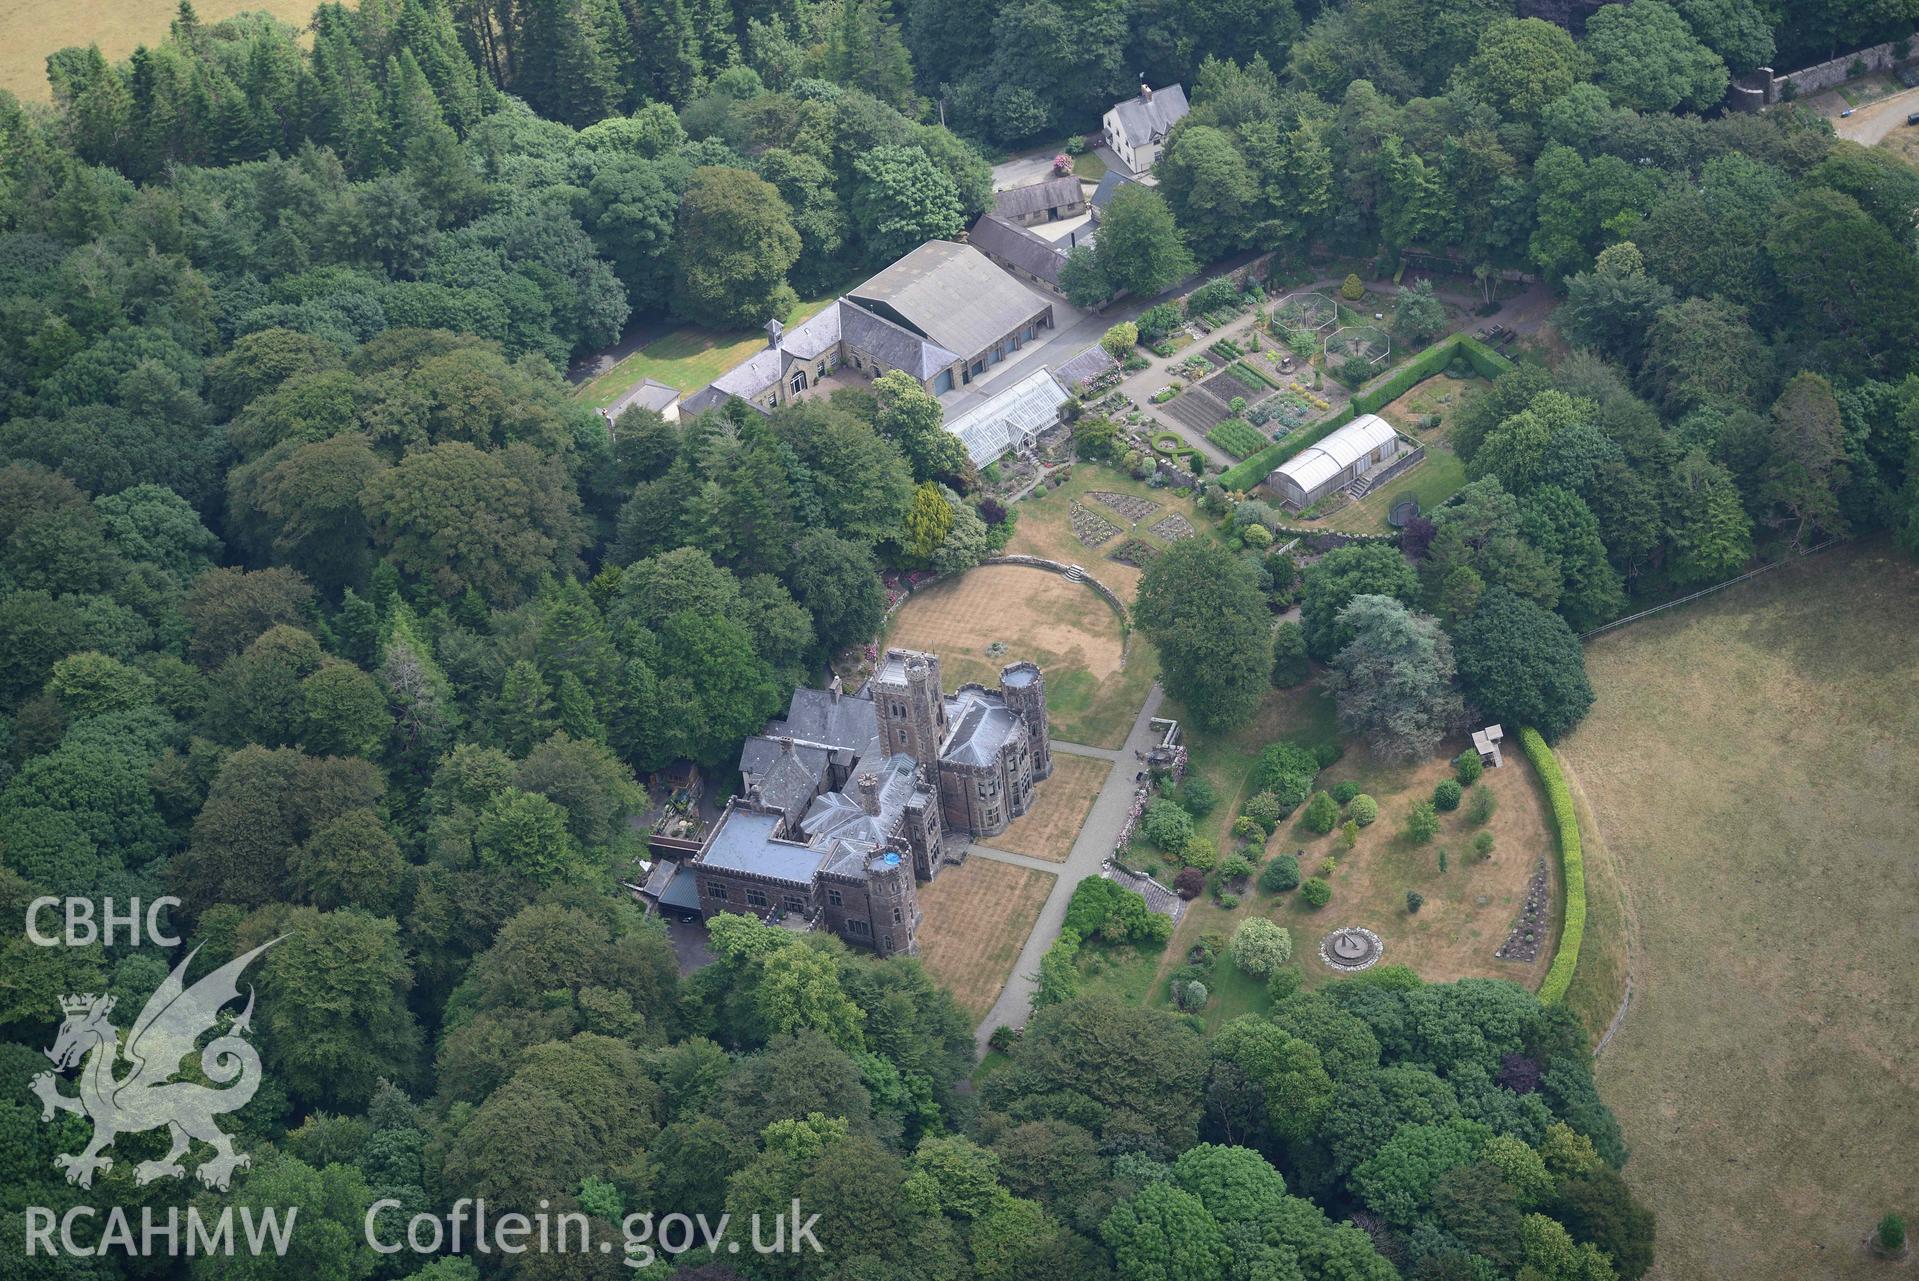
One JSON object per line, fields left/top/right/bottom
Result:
{"left": 1580, "top": 540, "right": 1842, "bottom": 641}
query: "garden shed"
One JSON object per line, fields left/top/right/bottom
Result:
{"left": 1267, "top": 413, "right": 1400, "bottom": 510}
{"left": 943, "top": 369, "right": 1072, "bottom": 469}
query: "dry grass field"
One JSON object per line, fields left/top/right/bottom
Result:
{"left": 884, "top": 561, "right": 1153, "bottom": 748}
{"left": 1560, "top": 542, "right": 1919, "bottom": 1281}
{"left": 0, "top": 0, "right": 318, "bottom": 101}
{"left": 979, "top": 751, "right": 1107, "bottom": 862}
{"left": 913, "top": 856, "right": 1054, "bottom": 1021}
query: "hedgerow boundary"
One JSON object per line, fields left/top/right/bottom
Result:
{"left": 1519, "top": 726, "right": 1585, "bottom": 1005}
{"left": 1218, "top": 332, "right": 1514, "bottom": 491}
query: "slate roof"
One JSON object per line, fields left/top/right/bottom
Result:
{"left": 846, "top": 241, "right": 1050, "bottom": 361}
{"left": 941, "top": 688, "right": 1022, "bottom": 766}
{"left": 769, "top": 687, "right": 878, "bottom": 752}
{"left": 1090, "top": 170, "right": 1144, "bottom": 216}
{"left": 607, "top": 378, "right": 679, "bottom": 418}
{"left": 841, "top": 301, "right": 958, "bottom": 379}
{"left": 1052, "top": 343, "right": 1118, "bottom": 391}
{"left": 993, "top": 175, "right": 1085, "bottom": 221}
{"left": 1108, "top": 84, "right": 1189, "bottom": 150}
{"left": 967, "top": 215, "right": 1068, "bottom": 286}
{"left": 699, "top": 808, "right": 823, "bottom": 883}
{"left": 740, "top": 738, "right": 830, "bottom": 818}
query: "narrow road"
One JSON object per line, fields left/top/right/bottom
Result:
{"left": 971, "top": 683, "right": 1166, "bottom": 1055}
{"left": 1833, "top": 85, "right": 1919, "bottom": 144}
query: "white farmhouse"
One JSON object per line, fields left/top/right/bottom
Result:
{"left": 1101, "top": 83, "right": 1189, "bottom": 176}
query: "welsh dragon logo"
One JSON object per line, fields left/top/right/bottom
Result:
{"left": 31, "top": 940, "right": 280, "bottom": 1191}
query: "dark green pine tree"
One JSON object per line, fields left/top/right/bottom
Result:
{"left": 514, "top": 0, "right": 628, "bottom": 127}
{"left": 394, "top": 0, "right": 485, "bottom": 132}
{"left": 308, "top": 4, "right": 392, "bottom": 174}
{"left": 626, "top": 0, "right": 703, "bottom": 106}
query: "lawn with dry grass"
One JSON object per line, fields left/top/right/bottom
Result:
{"left": 913, "top": 857, "right": 1055, "bottom": 1021}
{"left": 883, "top": 561, "right": 1153, "bottom": 748}
{"left": 980, "top": 751, "right": 1108, "bottom": 862}
{"left": 0, "top": 0, "right": 320, "bottom": 101}
{"left": 1558, "top": 542, "right": 1919, "bottom": 1281}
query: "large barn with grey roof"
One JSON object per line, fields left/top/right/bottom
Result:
{"left": 650, "top": 649, "right": 1053, "bottom": 956}
{"left": 681, "top": 242, "right": 1055, "bottom": 416}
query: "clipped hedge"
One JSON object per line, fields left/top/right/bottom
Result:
{"left": 1217, "top": 333, "right": 1515, "bottom": 491}
{"left": 1520, "top": 725, "right": 1585, "bottom": 1004}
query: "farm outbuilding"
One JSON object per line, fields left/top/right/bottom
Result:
{"left": 1267, "top": 413, "right": 1400, "bottom": 510}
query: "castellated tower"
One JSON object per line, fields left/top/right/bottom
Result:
{"left": 999, "top": 661, "right": 1052, "bottom": 780}
{"left": 874, "top": 649, "right": 948, "bottom": 769}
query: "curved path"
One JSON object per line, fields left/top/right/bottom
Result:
{"left": 969, "top": 683, "right": 1166, "bottom": 1055}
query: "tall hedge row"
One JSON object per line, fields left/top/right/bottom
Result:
{"left": 1218, "top": 333, "right": 1516, "bottom": 491}
{"left": 1520, "top": 725, "right": 1585, "bottom": 1004}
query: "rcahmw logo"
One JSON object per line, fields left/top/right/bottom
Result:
{"left": 23, "top": 905, "right": 297, "bottom": 1261}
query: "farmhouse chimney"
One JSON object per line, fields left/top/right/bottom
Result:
{"left": 1140, "top": 82, "right": 1153, "bottom": 102}
{"left": 858, "top": 773, "right": 882, "bottom": 815}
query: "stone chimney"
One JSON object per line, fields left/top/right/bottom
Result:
{"left": 779, "top": 736, "right": 796, "bottom": 757}
{"left": 765, "top": 318, "right": 784, "bottom": 349}
{"left": 1140, "top": 81, "right": 1153, "bottom": 102}
{"left": 857, "top": 773, "right": 882, "bottom": 815}
{"left": 828, "top": 674, "right": 843, "bottom": 703}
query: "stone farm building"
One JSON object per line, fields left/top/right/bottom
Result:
{"left": 1267, "top": 413, "right": 1403, "bottom": 510}
{"left": 991, "top": 175, "right": 1087, "bottom": 226}
{"left": 651, "top": 649, "right": 1053, "bottom": 957}
{"left": 682, "top": 242, "right": 1055, "bottom": 415}
{"left": 1101, "top": 83, "right": 1189, "bottom": 175}
{"left": 967, "top": 212, "right": 1084, "bottom": 291}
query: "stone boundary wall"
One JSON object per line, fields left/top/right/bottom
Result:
{"left": 1730, "top": 31, "right": 1919, "bottom": 109}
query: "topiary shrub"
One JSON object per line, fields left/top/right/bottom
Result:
{"left": 1467, "top": 786, "right": 1496, "bottom": 825}
{"left": 1876, "top": 1213, "right": 1907, "bottom": 1256}
{"left": 1433, "top": 778, "right": 1462, "bottom": 811}
{"left": 1348, "top": 794, "right": 1379, "bottom": 826}
{"left": 1453, "top": 750, "right": 1483, "bottom": 786}
{"left": 1301, "top": 791, "right": 1341, "bottom": 834}
{"left": 1331, "top": 781, "right": 1360, "bottom": 805}
{"left": 1339, "top": 819, "right": 1358, "bottom": 850}
{"left": 1404, "top": 800, "right": 1439, "bottom": 844}
{"left": 1300, "top": 877, "right": 1332, "bottom": 908}
{"left": 1182, "top": 834, "right": 1219, "bottom": 869}
{"left": 1340, "top": 273, "right": 1365, "bottom": 301}
{"left": 1175, "top": 978, "right": 1209, "bottom": 1012}
{"left": 1267, "top": 967, "right": 1302, "bottom": 1001}
{"left": 1405, "top": 890, "right": 1424, "bottom": 913}
{"left": 1232, "top": 815, "right": 1265, "bottom": 844}
{"left": 1473, "top": 830, "right": 1495, "bottom": 858}
{"left": 1173, "top": 867, "right": 1205, "bottom": 899}
{"left": 1259, "top": 853, "right": 1302, "bottom": 893}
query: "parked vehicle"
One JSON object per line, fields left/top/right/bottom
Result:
{"left": 1908, "top": 111, "right": 1919, "bottom": 126}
